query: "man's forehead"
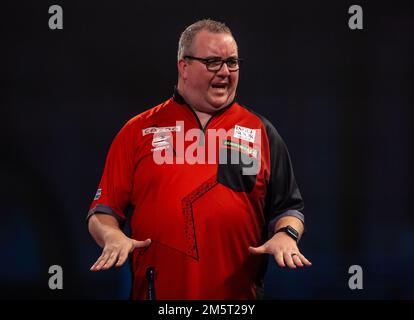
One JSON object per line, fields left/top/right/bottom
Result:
{"left": 193, "top": 31, "right": 238, "bottom": 55}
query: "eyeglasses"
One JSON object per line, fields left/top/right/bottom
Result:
{"left": 184, "top": 56, "right": 242, "bottom": 72}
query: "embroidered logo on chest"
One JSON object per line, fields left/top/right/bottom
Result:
{"left": 233, "top": 125, "right": 256, "bottom": 143}
{"left": 142, "top": 125, "right": 181, "bottom": 136}
{"left": 142, "top": 125, "right": 181, "bottom": 152}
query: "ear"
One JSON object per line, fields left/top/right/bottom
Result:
{"left": 178, "top": 59, "right": 188, "bottom": 80}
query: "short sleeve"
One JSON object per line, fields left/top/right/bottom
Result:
{"left": 260, "top": 117, "right": 305, "bottom": 233}
{"left": 87, "top": 120, "right": 137, "bottom": 226}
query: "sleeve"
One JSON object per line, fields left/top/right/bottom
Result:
{"left": 86, "top": 120, "right": 137, "bottom": 226}
{"left": 261, "top": 117, "right": 305, "bottom": 234}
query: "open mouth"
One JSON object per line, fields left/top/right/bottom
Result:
{"left": 211, "top": 83, "right": 228, "bottom": 89}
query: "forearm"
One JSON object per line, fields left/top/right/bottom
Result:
{"left": 88, "top": 213, "right": 124, "bottom": 248}
{"left": 274, "top": 216, "right": 305, "bottom": 241}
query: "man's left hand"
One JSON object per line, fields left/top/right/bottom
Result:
{"left": 248, "top": 233, "right": 312, "bottom": 268}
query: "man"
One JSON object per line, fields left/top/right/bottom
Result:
{"left": 87, "top": 19, "right": 311, "bottom": 300}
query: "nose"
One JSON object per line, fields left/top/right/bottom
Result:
{"left": 216, "top": 62, "right": 231, "bottom": 77}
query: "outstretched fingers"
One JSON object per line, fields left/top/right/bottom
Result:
{"left": 297, "top": 252, "right": 312, "bottom": 266}
{"left": 101, "top": 250, "right": 120, "bottom": 270}
{"left": 91, "top": 249, "right": 115, "bottom": 271}
{"left": 91, "top": 238, "right": 152, "bottom": 271}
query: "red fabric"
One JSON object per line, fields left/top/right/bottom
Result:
{"left": 89, "top": 98, "right": 272, "bottom": 299}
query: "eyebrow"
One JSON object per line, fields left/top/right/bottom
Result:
{"left": 205, "top": 55, "right": 239, "bottom": 60}
{"left": 204, "top": 56, "right": 222, "bottom": 60}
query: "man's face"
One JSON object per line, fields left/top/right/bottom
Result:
{"left": 179, "top": 31, "right": 239, "bottom": 113}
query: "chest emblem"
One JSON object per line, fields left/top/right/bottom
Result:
{"left": 233, "top": 125, "right": 256, "bottom": 143}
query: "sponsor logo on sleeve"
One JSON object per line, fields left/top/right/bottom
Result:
{"left": 94, "top": 188, "right": 102, "bottom": 200}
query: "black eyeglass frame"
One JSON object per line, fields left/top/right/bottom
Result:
{"left": 184, "top": 55, "right": 243, "bottom": 72}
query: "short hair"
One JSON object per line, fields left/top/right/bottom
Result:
{"left": 177, "top": 19, "right": 233, "bottom": 60}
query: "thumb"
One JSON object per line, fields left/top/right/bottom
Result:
{"left": 248, "top": 245, "right": 268, "bottom": 255}
{"left": 132, "top": 238, "right": 152, "bottom": 249}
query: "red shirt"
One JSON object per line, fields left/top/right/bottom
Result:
{"left": 88, "top": 90, "right": 304, "bottom": 299}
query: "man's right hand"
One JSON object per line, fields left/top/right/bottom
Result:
{"left": 88, "top": 213, "right": 151, "bottom": 271}
{"left": 90, "top": 231, "right": 151, "bottom": 271}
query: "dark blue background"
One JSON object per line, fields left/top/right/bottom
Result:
{"left": 1, "top": 0, "right": 413, "bottom": 299}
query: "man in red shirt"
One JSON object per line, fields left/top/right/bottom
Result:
{"left": 87, "top": 19, "right": 311, "bottom": 299}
